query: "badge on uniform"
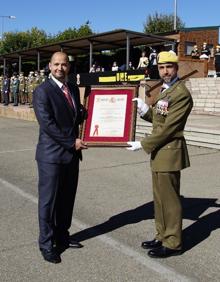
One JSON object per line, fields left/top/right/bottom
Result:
{"left": 156, "top": 98, "right": 169, "bottom": 116}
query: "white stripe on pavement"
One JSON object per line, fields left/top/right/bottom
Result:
{"left": 0, "top": 148, "right": 35, "bottom": 154}
{"left": 0, "top": 177, "right": 197, "bottom": 282}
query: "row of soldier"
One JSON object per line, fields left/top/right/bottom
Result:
{"left": 0, "top": 70, "right": 47, "bottom": 107}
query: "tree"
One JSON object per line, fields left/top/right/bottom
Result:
{"left": 0, "top": 23, "right": 93, "bottom": 54}
{"left": 144, "top": 12, "right": 185, "bottom": 34}
{"left": 0, "top": 27, "right": 47, "bottom": 54}
{"left": 48, "top": 23, "right": 93, "bottom": 43}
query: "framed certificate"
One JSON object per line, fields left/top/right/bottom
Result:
{"left": 81, "top": 86, "right": 137, "bottom": 146}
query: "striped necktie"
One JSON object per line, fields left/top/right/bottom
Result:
{"left": 62, "top": 83, "right": 75, "bottom": 109}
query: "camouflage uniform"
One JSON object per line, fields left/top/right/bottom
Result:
{"left": 19, "top": 73, "right": 26, "bottom": 104}
{"left": 10, "top": 75, "right": 14, "bottom": 103}
{"left": 27, "top": 71, "right": 35, "bottom": 107}
{"left": 39, "top": 70, "right": 47, "bottom": 84}
{"left": 11, "top": 74, "right": 20, "bottom": 106}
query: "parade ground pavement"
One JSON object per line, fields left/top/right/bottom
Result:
{"left": 0, "top": 117, "right": 220, "bottom": 282}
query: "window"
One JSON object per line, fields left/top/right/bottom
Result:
{"left": 185, "top": 41, "right": 196, "bottom": 56}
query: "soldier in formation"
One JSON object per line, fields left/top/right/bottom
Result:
{"left": 0, "top": 69, "right": 48, "bottom": 106}
{"left": 11, "top": 73, "right": 20, "bottom": 106}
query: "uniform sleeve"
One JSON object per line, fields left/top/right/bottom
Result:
{"left": 33, "top": 87, "right": 75, "bottom": 150}
{"left": 141, "top": 107, "right": 153, "bottom": 123}
{"left": 141, "top": 91, "right": 193, "bottom": 154}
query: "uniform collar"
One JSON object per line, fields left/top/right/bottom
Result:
{"left": 162, "top": 76, "right": 179, "bottom": 90}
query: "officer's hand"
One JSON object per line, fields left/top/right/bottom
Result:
{"left": 126, "top": 141, "right": 142, "bottom": 151}
{"left": 132, "top": 98, "right": 149, "bottom": 116}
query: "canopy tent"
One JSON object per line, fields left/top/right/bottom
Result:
{"left": 0, "top": 29, "right": 175, "bottom": 74}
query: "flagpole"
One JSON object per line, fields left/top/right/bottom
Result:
{"left": 174, "top": 0, "right": 177, "bottom": 30}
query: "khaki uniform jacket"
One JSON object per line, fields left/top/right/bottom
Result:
{"left": 141, "top": 80, "right": 193, "bottom": 172}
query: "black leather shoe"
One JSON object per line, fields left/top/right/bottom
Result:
{"left": 57, "top": 239, "right": 83, "bottom": 250}
{"left": 68, "top": 238, "right": 83, "bottom": 248}
{"left": 40, "top": 248, "right": 61, "bottom": 264}
{"left": 148, "top": 246, "right": 182, "bottom": 258}
{"left": 141, "top": 239, "right": 162, "bottom": 249}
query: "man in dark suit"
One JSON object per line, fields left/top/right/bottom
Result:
{"left": 128, "top": 51, "right": 193, "bottom": 258}
{"left": 33, "top": 51, "right": 88, "bottom": 264}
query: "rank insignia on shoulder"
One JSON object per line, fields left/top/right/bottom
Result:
{"left": 156, "top": 99, "right": 169, "bottom": 116}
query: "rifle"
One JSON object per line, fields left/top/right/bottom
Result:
{"left": 144, "top": 69, "right": 198, "bottom": 97}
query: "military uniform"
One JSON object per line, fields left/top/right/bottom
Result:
{"left": 27, "top": 71, "right": 35, "bottom": 107}
{"left": 11, "top": 75, "right": 20, "bottom": 106}
{"left": 19, "top": 73, "right": 26, "bottom": 104}
{"left": 39, "top": 70, "right": 47, "bottom": 83}
{"left": 141, "top": 80, "right": 193, "bottom": 250}
{"left": 10, "top": 76, "right": 15, "bottom": 103}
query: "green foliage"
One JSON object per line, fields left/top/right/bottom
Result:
{"left": 52, "top": 23, "right": 93, "bottom": 42}
{"left": 144, "top": 12, "right": 185, "bottom": 33}
{"left": 0, "top": 27, "right": 47, "bottom": 54}
{"left": 0, "top": 23, "right": 93, "bottom": 54}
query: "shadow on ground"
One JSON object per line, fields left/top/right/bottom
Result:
{"left": 71, "top": 196, "right": 220, "bottom": 252}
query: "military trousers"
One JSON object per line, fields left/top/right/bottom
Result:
{"left": 152, "top": 171, "right": 182, "bottom": 250}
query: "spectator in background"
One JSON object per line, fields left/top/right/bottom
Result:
{"left": 137, "top": 51, "right": 149, "bottom": 70}
{"left": 128, "top": 61, "right": 135, "bottom": 70}
{"left": 200, "top": 42, "right": 210, "bottom": 61}
{"left": 112, "top": 61, "right": 119, "bottom": 71}
{"left": 191, "top": 45, "right": 200, "bottom": 59}
{"left": 214, "top": 45, "right": 220, "bottom": 77}
{"left": 149, "top": 49, "right": 159, "bottom": 79}
{"left": 89, "top": 63, "right": 97, "bottom": 73}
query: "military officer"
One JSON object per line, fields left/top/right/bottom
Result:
{"left": 39, "top": 69, "right": 47, "bottom": 83}
{"left": 33, "top": 71, "right": 41, "bottom": 93}
{"left": 19, "top": 72, "right": 26, "bottom": 104}
{"left": 11, "top": 73, "right": 20, "bottom": 106}
{"left": 27, "top": 71, "right": 35, "bottom": 107}
{"left": 128, "top": 51, "right": 193, "bottom": 258}
{"left": 10, "top": 74, "right": 15, "bottom": 103}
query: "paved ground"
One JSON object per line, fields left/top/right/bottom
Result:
{"left": 0, "top": 117, "right": 220, "bottom": 282}
{"left": 186, "top": 114, "right": 220, "bottom": 132}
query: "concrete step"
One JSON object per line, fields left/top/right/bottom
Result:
{"left": 186, "top": 77, "right": 220, "bottom": 115}
{"left": 0, "top": 104, "right": 36, "bottom": 121}
{"left": 0, "top": 105, "right": 219, "bottom": 150}
{"left": 136, "top": 116, "right": 220, "bottom": 150}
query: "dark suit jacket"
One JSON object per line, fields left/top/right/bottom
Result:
{"left": 33, "top": 78, "right": 83, "bottom": 164}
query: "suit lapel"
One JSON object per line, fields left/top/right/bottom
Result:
{"left": 48, "top": 79, "right": 76, "bottom": 117}
{"left": 66, "top": 82, "right": 78, "bottom": 113}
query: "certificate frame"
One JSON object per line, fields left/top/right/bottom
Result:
{"left": 81, "top": 86, "right": 137, "bottom": 147}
